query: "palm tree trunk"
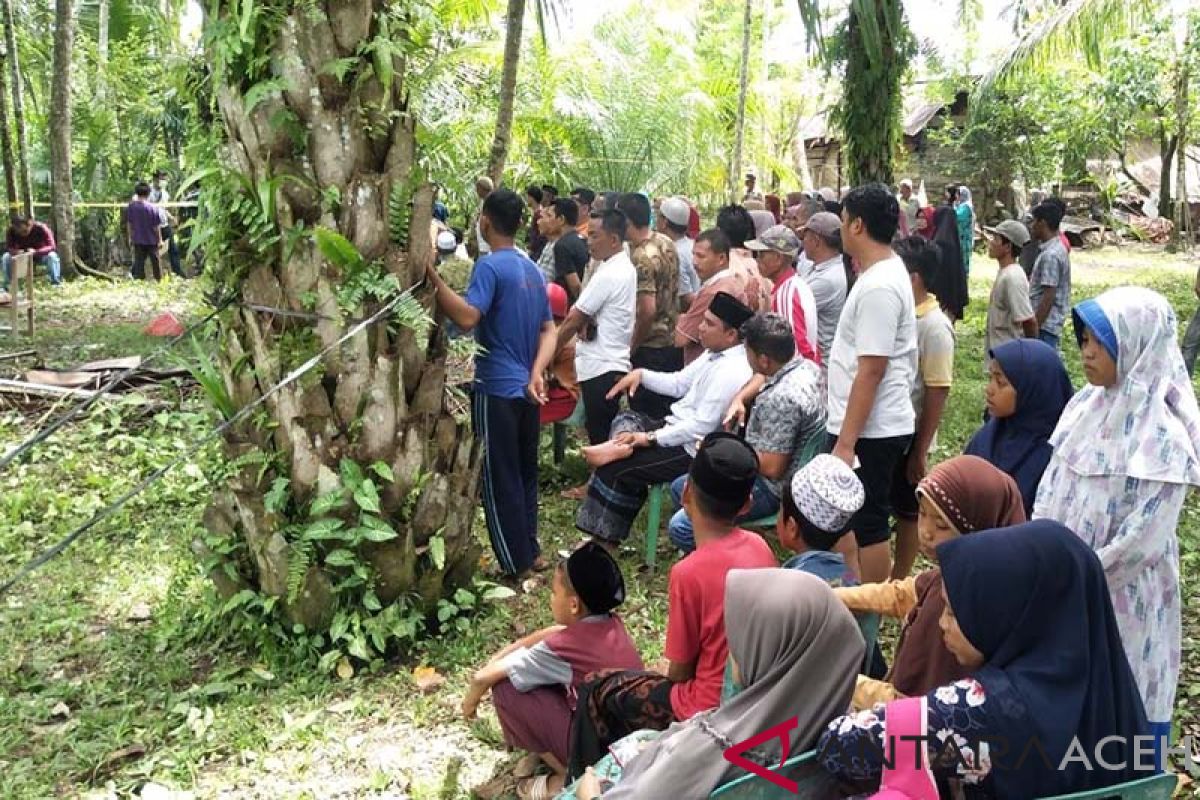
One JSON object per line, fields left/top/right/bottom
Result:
{"left": 200, "top": 1, "right": 481, "bottom": 638}
{"left": 92, "top": 0, "right": 109, "bottom": 195}
{"left": 1159, "top": 128, "right": 1177, "bottom": 219}
{"left": 49, "top": 0, "right": 75, "bottom": 273}
{"left": 840, "top": 0, "right": 909, "bottom": 186}
{"left": 487, "top": 0, "right": 525, "bottom": 185}
{"left": 0, "top": 39, "right": 17, "bottom": 221}
{"left": 1173, "top": 28, "right": 1191, "bottom": 249}
{"left": 731, "top": 0, "right": 752, "bottom": 201}
{"left": 1, "top": 0, "right": 29, "bottom": 217}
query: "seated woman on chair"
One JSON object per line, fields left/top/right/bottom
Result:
{"left": 566, "top": 569, "right": 864, "bottom": 799}
{"left": 818, "top": 521, "right": 1154, "bottom": 799}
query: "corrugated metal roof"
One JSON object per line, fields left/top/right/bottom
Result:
{"left": 903, "top": 102, "right": 946, "bottom": 137}
{"left": 801, "top": 93, "right": 958, "bottom": 144}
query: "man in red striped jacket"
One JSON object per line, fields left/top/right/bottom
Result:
{"left": 745, "top": 224, "right": 819, "bottom": 365}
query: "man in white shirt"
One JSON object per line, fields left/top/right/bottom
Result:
{"left": 798, "top": 212, "right": 848, "bottom": 365}
{"left": 575, "top": 292, "right": 755, "bottom": 545}
{"left": 827, "top": 183, "right": 918, "bottom": 583}
{"left": 657, "top": 196, "right": 700, "bottom": 311}
{"left": 553, "top": 209, "right": 637, "bottom": 445}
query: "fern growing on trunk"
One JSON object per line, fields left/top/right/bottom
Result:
{"left": 193, "top": 0, "right": 483, "bottom": 669}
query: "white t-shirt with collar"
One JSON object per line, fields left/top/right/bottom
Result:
{"left": 825, "top": 254, "right": 918, "bottom": 439}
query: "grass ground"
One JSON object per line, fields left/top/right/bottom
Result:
{"left": 1, "top": 246, "right": 1198, "bottom": 799}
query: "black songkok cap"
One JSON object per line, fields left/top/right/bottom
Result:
{"left": 688, "top": 432, "right": 758, "bottom": 505}
{"left": 566, "top": 541, "right": 626, "bottom": 614}
{"left": 709, "top": 291, "right": 753, "bottom": 330}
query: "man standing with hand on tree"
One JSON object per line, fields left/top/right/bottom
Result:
{"left": 826, "top": 184, "right": 918, "bottom": 584}
{"left": 426, "top": 188, "right": 557, "bottom": 579}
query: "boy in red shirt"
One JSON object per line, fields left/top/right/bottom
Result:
{"left": 567, "top": 432, "right": 777, "bottom": 775}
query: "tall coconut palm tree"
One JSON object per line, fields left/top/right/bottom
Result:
{"left": 487, "top": 0, "right": 561, "bottom": 185}
{"left": 0, "top": 35, "right": 17, "bottom": 219}
{"left": 2, "top": 0, "right": 31, "bottom": 217}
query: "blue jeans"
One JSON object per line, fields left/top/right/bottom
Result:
{"left": 3, "top": 251, "right": 61, "bottom": 285}
{"left": 667, "top": 473, "right": 779, "bottom": 554}
{"left": 1037, "top": 329, "right": 1060, "bottom": 350}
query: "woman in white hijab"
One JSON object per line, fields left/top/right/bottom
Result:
{"left": 1034, "top": 286, "right": 1200, "bottom": 763}
{"left": 567, "top": 569, "right": 864, "bottom": 799}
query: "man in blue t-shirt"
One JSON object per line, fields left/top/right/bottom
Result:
{"left": 427, "top": 188, "right": 556, "bottom": 577}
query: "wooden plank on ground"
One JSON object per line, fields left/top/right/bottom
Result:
{"left": 0, "top": 379, "right": 100, "bottom": 399}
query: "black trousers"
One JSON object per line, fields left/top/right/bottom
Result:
{"left": 132, "top": 244, "right": 162, "bottom": 281}
{"left": 163, "top": 226, "right": 184, "bottom": 276}
{"left": 472, "top": 392, "right": 541, "bottom": 575}
{"left": 577, "top": 431, "right": 693, "bottom": 543}
{"left": 629, "top": 345, "right": 683, "bottom": 419}
{"left": 579, "top": 371, "right": 625, "bottom": 445}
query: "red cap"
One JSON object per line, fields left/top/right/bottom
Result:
{"left": 546, "top": 282, "right": 568, "bottom": 320}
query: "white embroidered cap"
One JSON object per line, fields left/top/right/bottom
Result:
{"left": 791, "top": 454, "right": 865, "bottom": 533}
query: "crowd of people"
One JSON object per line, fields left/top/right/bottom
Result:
{"left": 0, "top": 170, "right": 185, "bottom": 302}
{"left": 423, "top": 176, "right": 1197, "bottom": 799}
{"left": 125, "top": 172, "right": 186, "bottom": 281}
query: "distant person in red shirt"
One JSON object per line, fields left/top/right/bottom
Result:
{"left": 568, "top": 433, "right": 777, "bottom": 773}
{"left": 126, "top": 181, "right": 164, "bottom": 281}
{"left": 4, "top": 215, "right": 61, "bottom": 287}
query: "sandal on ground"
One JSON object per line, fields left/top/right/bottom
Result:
{"left": 530, "top": 556, "right": 551, "bottom": 573}
{"left": 516, "top": 775, "right": 560, "bottom": 800}
{"left": 513, "top": 752, "right": 542, "bottom": 779}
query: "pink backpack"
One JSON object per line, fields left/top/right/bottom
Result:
{"left": 870, "top": 696, "right": 939, "bottom": 800}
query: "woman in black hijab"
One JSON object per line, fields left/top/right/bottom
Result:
{"left": 929, "top": 205, "right": 969, "bottom": 321}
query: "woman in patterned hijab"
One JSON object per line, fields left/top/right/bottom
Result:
{"left": 1034, "top": 286, "right": 1200, "bottom": 758}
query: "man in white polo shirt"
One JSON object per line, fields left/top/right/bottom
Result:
{"left": 553, "top": 208, "right": 637, "bottom": 445}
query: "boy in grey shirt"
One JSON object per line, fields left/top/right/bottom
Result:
{"left": 983, "top": 219, "right": 1039, "bottom": 366}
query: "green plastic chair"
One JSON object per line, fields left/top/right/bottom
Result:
{"left": 1035, "top": 773, "right": 1178, "bottom": 800}
{"left": 708, "top": 749, "right": 841, "bottom": 799}
{"left": 856, "top": 611, "right": 880, "bottom": 673}
{"left": 742, "top": 428, "right": 827, "bottom": 532}
{"left": 551, "top": 401, "right": 587, "bottom": 464}
{"left": 644, "top": 483, "right": 666, "bottom": 570}
{"left": 648, "top": 426, "right": 830, "bottom": 565}
{"left": 742, "top": 511, "right": 779, "bottom": 530}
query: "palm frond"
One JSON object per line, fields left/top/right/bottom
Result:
{"left": 794, "top": 0, "right": 825, "bottom": 59}
{"left": 530, "top": 0, "right": 562, "bottom": 48}
{"left": 976, "top": 0, "right": 1155, "bottom": 101}
{"left": 957, "top": 0, "right": 982, "bottom": 36}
